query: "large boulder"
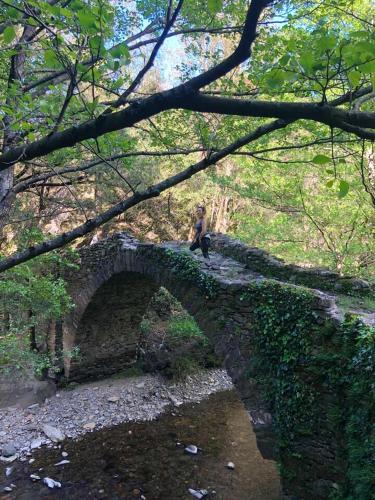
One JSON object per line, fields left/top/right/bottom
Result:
{"left": 0, "top": 370, "right": 56, "bottom": 409}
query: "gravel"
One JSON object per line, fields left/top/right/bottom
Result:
{"left": 0, "top": 369, "right": 232, "bottom": 458}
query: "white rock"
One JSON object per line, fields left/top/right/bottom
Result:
{"left": 185, "top": 445, "right": 198, "bottom": 455}
{"left": 107, "top": 396, "right": 120, "bottom": 403}
{"left": 170, "top": 396, "right": 183, "bottom": 407}
{"left": 31, "top": 438, "right": 43, "bottom": 449}
{"left": 1, "top": 443, "right": 16, "bottom": 457}
{"left": 83, "top": 422, "right": 96, "bottom": 430}
{"left": 188, "top": 488, "right": 209, "bottom": 499}
{"left": 42, "top": 424, "right": 65, "bottom": 443}
{"left": 226, "top": 461, "right": 235, "bottom": 469}
{"left": 30, "top": 474, "right": 41, "bottom": 481}
{"left": 29, "top": 459, "right": 35, "bottom": 464}
{"left": 43, "top": 477, "right": 61, "bottom": 489}
{"left": 5, "top": 467, "right": 13, "bottom": 476}
{"left": 0, "top": 455, "right": 17, "bottom": 463}
{"left": 54, "top": 460, "right": 70, "bottom": 466}
{"left": 62, "top": 451, "right": 68, "bottom": 458}
{"left": 3, "top": 486, "right": 12, "bottom": 492}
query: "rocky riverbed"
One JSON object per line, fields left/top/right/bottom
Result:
{"left": 0, "top": 387, "right": 280, "bottom": 499}
{"left": 0, "top": 369, "right": 232, "bottom": 460}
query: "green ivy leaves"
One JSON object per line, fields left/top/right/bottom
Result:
{"left": 161, "top": 248, "right": 218, "bottom": 298}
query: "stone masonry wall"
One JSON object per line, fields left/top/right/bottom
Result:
{"left": 209, "top": 233, "right": 374, "bottom": 297}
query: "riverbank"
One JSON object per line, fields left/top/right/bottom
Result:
{"left": 0, "top": 369, "right": 232, "bottom": 460}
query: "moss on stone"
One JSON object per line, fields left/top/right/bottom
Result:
{"left": 241, "top": 280, "right": 374, "bottom": 499}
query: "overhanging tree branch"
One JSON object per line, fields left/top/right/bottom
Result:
{"left": 179, "top": 93, "right": 375, "bottom": 138}
{"left": 1, "top": 83, "right": 373, "bottom": 173}
{"left": 0, "top": 117, "right": 290, "bottom": 272}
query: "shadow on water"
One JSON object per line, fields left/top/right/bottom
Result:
{"left": 1, "top": 390, "right": 280, "bottom": 499}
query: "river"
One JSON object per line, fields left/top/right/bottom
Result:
{"left": 1, "top": 388, "right": 280, "bottom": 499}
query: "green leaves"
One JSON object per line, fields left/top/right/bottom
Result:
{"left": 325, "top": 177, "right": 350, "bottom": 198}
{"left": 208, "top": 0, "right": 223, "bottom": 15}
{"left": 347, "top": 70, "right": 361, "bottom": 87}
{"left": 109, "top": 44, "right": 130, "bottom": 60}
{"left": 299, "top": 51, "right": 314, "bottom": 72}
{"left": 3, "top": 25, "right": 16, "bottom": 44}
{"left": 312, "top": 154, "right": 331, "bottom": 164}
{"left": 44, "top": 49, "right": 60, "bottom": 68}
{"left": 338, "top": 179, "right": 350, "bottom": 198}
{"left": 77, "top": 10, "right": 98, "bottom": 30}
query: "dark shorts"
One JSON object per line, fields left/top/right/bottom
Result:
{"left": 189, "top": 236, "right": 210, "bottom": 258}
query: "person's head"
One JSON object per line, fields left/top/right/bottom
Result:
{"left": 196, "top": 205, "right": 206, "bottom": 218}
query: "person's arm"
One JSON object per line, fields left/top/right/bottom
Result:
{"left": 199, "top": 218, "right": 207, "bottom": 241}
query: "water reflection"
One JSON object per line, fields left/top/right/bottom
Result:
{"left": 2, "top": 390, "right": 280, "bottom": 499}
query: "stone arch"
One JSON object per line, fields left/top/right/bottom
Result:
{"left": 61, "top": 235, "right": 234, "bottom": 382}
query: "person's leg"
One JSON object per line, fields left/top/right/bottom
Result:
{"left": 190, "top": 240, "right": 200, "bottom": 252}
{"left": 201, "top": 237, "right": 210, "bottom": 258}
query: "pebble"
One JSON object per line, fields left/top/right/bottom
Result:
{"left": 226, "top": 461, "right": 235, "bottom": 469}
{"left": 30, "top": 474, "right": 41, "bottom": 481}
{"left": 54, "top": 459, "right": 70, "bottom": 466}
{"left": 5, "top": 467, "right": 13, "bottom": 476}
{"left": 185, "top": 445, "right": 198, "bottom": 455}
{"left": 83, "top": 422, "right": 96, "bottom": 430}
{"left": 62, "top": 451, "right": 68, "bottom": 457}
{"left": 30, "top": 438, "right": 43, "bottom": 449}
{"left": 43, "top": 477, "right": 61, "bottom": 489}
{"left": 42, "top": 424, "right": 65, "bottom": 443}
{"left": 107, "top": 396, "right": 120, "bottom": 403}
{"left": 1, "top": 443, "right": 16, "bottom": 457}
{"left": 188, "top": 488, "right": 209, "bottom": 499}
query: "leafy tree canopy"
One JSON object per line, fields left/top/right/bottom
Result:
{"left": 0, "top": 0, "right": 373, "bottom": 274}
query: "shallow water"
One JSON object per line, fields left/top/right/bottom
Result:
{"left": 1, "top": 390, "right": 280, "bottom": 499}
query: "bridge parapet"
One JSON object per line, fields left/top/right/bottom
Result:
{"left": 210, "top": 232, "right": 374, "bottom": 297}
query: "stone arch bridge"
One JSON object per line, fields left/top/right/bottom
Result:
{"left": 52, "top": 233, "right": 373, "bottom": 499}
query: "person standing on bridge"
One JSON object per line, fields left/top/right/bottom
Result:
{"left": 190, "top": 205, "right": 211, "bottom": 259}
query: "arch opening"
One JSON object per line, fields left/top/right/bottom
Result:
{"left": 69, "top": 271, "right": 159, "bottom": 381}
{"left": 68, "top": 271, "right": 218, "bottom": 383}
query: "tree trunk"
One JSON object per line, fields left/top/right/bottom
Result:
{"left": 0, "top": 26, "right": 36, "bottom": 237}
{"left": 29, "top": 310, "right": 38, "bottom": 351}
